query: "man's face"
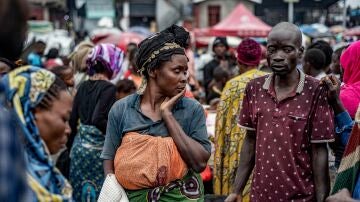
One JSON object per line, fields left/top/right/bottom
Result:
{"left": 267, "top": 30, "right": 303, "bottom": 77}
{"left": 213, "top": 44, "right": 226, "bottom": 58}
{"left": 36, "top": 44, "right": 46, "bottom": 56}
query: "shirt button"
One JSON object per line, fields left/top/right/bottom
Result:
{"left": 275, "top": 108, "right": 279, "bottom": 112}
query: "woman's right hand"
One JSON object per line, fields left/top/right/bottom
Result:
{"left": 224, "top": 193, "right": 242, "bottom": 202}
{"left": 160, "top": 89, "right": 185, "bottom": 117}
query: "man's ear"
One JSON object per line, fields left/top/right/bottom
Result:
{"left": 298, "top": 46, "right": 304, "bottom": 59}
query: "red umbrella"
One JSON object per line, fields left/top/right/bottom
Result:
{"left": 92, "top": 32, "right": 145, "bottom": 52}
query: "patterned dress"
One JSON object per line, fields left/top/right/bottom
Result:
{"left": 69, "top": 125, "right": 105, "bottom": 201}
{"left": 213, "top": 69, "right": 267, "bottom": 198}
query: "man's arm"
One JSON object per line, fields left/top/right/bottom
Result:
{"left": 225, "top": 130, "right": 256, "bottom": 202}
{"left": 312, "top": 143, "right": 330, "bottom": 202}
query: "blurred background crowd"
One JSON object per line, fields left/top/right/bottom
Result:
{"left": 18, "top": 0, "right": 360, "bottom": 106}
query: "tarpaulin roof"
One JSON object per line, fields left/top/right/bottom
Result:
{"left": 208, "top": 3, "right": 271, "bottom": 37}
{"left": 344, "top": 26, "right": 360, "bottom": 37}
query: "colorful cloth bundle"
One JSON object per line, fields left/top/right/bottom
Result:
{"left": 114, "top": 132, "right": 188, "bottom": 190}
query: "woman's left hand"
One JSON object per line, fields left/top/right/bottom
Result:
{"left": 160, "top": 89, "right": 185, "bottom": 117}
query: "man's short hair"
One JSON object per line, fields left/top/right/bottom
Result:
{"left": 304, "top": 49, "right": 326, "bottom": 71}
{"left": 308, "top": 41, "right": 333, "bottom": 67}
{"left": 270, "top": 22, "right": 302, "bottom": 48}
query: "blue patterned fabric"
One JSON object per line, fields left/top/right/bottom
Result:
{"left": 0, "top": 82, "right": 30, "bottom": 201}
{"left": 69, "top": 124, "right": 105, "bottom": 201}
{"left": 1, "top": 66, "right": 72, "bottom": 201}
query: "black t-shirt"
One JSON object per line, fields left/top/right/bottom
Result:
{"left": 68, "top": 80, "right": 116, "bottom": 148}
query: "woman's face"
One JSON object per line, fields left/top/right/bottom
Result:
{"left": 35, "top": 91, "right": 73, "bottom": 154}
{"left": 62, "top": 67, "right": 75, "bottom": 87}
{"left": 153, "top": 54, "right": 188, "bottom": 97}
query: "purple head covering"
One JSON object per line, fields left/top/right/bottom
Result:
{"left": 86, "top": 43, "right": 125, "bottom": 79}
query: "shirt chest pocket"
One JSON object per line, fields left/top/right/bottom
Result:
{"left": 287, "top": 113, "right": 308, "bottom": 132}
{"left": 286, "top": 113, "right": 310, "bottom": 151}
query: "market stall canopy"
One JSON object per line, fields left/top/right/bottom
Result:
{"left": 28, "top": 20, "right": 54, "bottom": 33}
{"left": 330, "top": 25, "right": 346, "bottom": 34}
{"left": 92, "top": 32, "right": 144, "bottom": 52}
{"left": 344, "top": 26, "right": 360, "bottom": 37}
{"left": 208, "top": 3, "right": 271, "bottom": 37}
{"left": 300, "top": 24, "right": 333, "bottom": 38}
{"left": 195, "top": 36, "right": 242, "bottom": 48}
{"left": 128, "top": 26, "right": 153, "bottom": 37}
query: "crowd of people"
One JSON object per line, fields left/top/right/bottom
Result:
{"left": 1, "top": 0, "right": 360, "bottom": 201}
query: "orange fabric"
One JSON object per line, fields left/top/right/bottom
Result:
{"left": 114, "top": 132, "right": 188, "bottom": 190}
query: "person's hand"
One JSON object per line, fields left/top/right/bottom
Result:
{"left": 224, "top": 193, "right": 242, "bottom": 202}
{"left": 160, "top": 89, "right": 185, "bottom": 117}
{"left": 326, "top": 189, "right": 356, "bottom": 202}
{"left": 320, "top": 75, "right": 341, "bottom": 104}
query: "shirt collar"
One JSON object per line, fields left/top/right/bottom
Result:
{"left": 131, "top": 93, "right": 185, "bottom": 110}
{"left": 315, "top": 72, "right": 327, "bottom": 80}
{"left": 262, "top": 70, "right": 305, "bottom": 94}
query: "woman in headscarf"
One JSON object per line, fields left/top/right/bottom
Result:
{"left": 101, "top": 25, "right": 211, "bottom": 201}
{"left": 68, "top": 43, "right": 124, "bottom": 201}
{"left": 1, "top": 66, "right": 73, "bottom": 201}
{"left": 340, "top": 41, "right": 360, "bottom": 119}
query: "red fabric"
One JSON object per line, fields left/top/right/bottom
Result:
{"left": 123, "top": 70, "right": 132, "bottom": 79}
{"left": 238, "top": 75, "right": 335, "bottom": 201}
{"left": 209, "top": 4, "right": 271, "bottom": 37}
{"left": 340, "top": 83, "right": 360, "bottom": 118}
{"left": 200, "top": 165, "right": 212, "bottom": 182}
{"left": 340, "top": 41, "right": 360, "bottom": 118}
{"left": 44, "top": 59, "right": 62, "bottom": 70}
{"left": 93, "top": 32, "right": 144, "bottom": 51}
{"left": 341, "top": 41, "right": 360, "bottom": 85}
{"left": 184, "top": 90, "right": 194, "bottom": 98}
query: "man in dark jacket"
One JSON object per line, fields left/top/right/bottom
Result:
{"left": 203, "top": 37, "right": 237, "bottom": 102}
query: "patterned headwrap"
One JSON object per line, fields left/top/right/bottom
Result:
{"left": 86, "top": 43, "right": 125, "bottom": 80}
{"left": 136, "top": 24, "right": 189, "bottom": 94}
{"left": 1, "top": 66, "right": 72, "bottom": 201}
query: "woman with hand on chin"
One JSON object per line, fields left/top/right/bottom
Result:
{"left": 101, "top": 25, "right": 211, "bottom": 201}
